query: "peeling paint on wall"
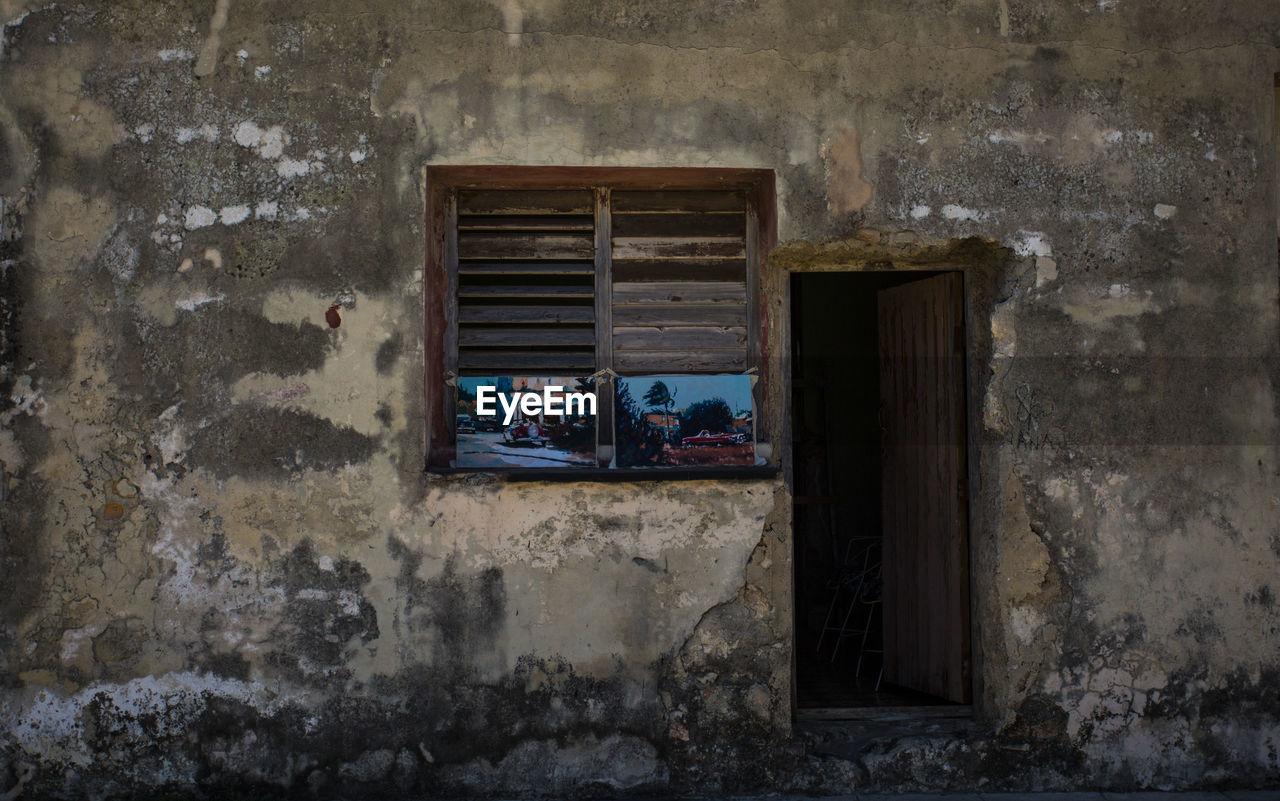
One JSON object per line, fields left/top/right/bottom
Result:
{"left": 822, "top": 126, "right": 874, "bottom": 216}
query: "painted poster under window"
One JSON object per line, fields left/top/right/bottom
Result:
{"left": 614, "top": 374, "right": 754, "bottom": 468}
{"left": 456, "top": 376, "right": 598, "bottom": 468}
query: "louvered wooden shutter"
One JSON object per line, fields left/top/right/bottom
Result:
{"left": 450, "top": 186, "right": 753, "bottom": 377}
{"left": 610, "top": 191, "right": 749, "bottom": 373}
{"left": 453, "top": 189, "right": 597, "bottom": 374}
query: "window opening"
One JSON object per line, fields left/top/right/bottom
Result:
{"left": 425, "top": 167, "right": 773, "bottom": 473}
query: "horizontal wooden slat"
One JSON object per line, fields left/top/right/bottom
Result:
{"left": 457, "top": 190, "right": 593, "bottom": 215}
{"left": 458, "top": 350, "right": 596, "bottom": 372}
{"left": 460, "top": 306, "right": 594, "bottom": 324}
{"left": 611, "top": 191, "right": 745, "bottom": 213}
{"left": 612, "top": 213, "right": 745, "bottom": 238}
{"left": 612, "top": 259, "right": 746, "bottom": 282}
{"left": 612, "top": 237, "right": 745, "bottom": 260}
{"left": 460, "top": 328, "right": 595, "bottom": 347}
{"left": 457, "top": 215, "right": 594, "bottom": 232}
{"left": 615, "top": 349, "right": 747, "bottom": 373}
{"left": 612, "top": 281, "right": 745, "bottom": 305}
{"left": 613, "top": 304, "right": 745, "bottom": 327}
{"left": 459, "top": 233, "right": 594, "bottom": 260}
{"left": 458, "top": 262, "right": 594, "bottom": 275}
{"left": 458, "top": 284, "right": 593, "bottom": 299}
{"left": 613, "top": 326, "right": 747, "bottom": 350}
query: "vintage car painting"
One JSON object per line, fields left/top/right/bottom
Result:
{"left": 455, "top": 376, "right": 597, "bottom": 468}
{"left": 614, "top": 374, "right": 755, "bottom": 468}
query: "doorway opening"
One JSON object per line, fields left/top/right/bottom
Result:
{"left": 791, "top": 270, "right": 971, "bottom": 715}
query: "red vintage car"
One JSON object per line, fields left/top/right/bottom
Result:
{"left": 680, "top": 429, "right": 746, "bottom": 447}
{"left": 503, "top": 420, "right": 548, "bottom": 446}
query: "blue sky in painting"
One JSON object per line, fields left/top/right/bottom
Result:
{"left": 621, "top": 374, "right": 753, "bottom": 413}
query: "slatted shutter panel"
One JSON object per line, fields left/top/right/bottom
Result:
{"left": 454, "top": 190, "right": 597, "bottom": 374}
{"left": 610, "top": 191, "right": 749, "bottom": 373}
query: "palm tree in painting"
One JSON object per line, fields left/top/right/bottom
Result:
{"left": 615, "top": 379, "right": 664, "bottom": 466}
{"left": 643, "top": 380, "right": 678, "bottom": 442}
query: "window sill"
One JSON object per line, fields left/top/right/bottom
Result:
{"left": 425, "top": 465, "right": 780, "bottom": 482}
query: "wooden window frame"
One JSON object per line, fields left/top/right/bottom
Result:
{"left": 425, "top": 166, "right": 777, "bottom": 472}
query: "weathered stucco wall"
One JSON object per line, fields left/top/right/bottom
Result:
{"left": 1, "top": 0, "right": 1278, "bottom": 797}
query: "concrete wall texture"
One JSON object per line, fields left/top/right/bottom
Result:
{"left": 0, "top": 0, "right": 1278, "bottom": 797}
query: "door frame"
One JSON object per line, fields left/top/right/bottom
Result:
{"left": 768, "top": 239, "right": 1015, "bottom": 724}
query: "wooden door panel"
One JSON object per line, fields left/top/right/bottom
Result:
{"left": 878, "top": 272, "right": 971, "bottom": 704}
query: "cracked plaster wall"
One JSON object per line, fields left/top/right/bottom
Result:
{"left": 0, "top": 0, "right": 1278, "bottom": 796}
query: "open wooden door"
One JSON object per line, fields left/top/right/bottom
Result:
{"left": 877, "top": 272, "right": 971, "bottom": 704}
